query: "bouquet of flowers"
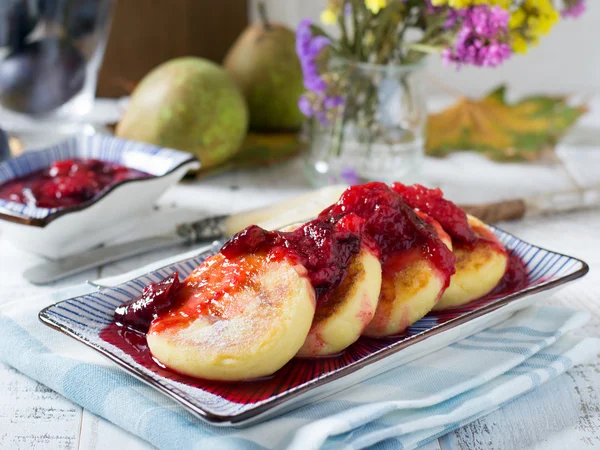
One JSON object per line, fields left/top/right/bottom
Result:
{"left": 297, "top": 0, "right": 585, "bottom": 184}
{"left": 298, "top": 0, "right": 585, "bottom": 125}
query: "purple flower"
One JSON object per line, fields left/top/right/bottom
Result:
{"left": 298, "top": 95, "right": 313, "bottom": 117}
{"left": 323, "top": 95, "right": 344, "bottom": 109}
{"left": 296, "top": 20, "right": 330, "bottom": 94}
{"left": 340, "top": 166, "right": 361, "bottom": 185}
{"left": 304, "top": 71, "right": 328, "bottom": 92}
{"left": 443, "top": 6, "right": 512, "bottom": 68}
{"left": 561, "top": 0, "right": 586, "bottom": 18}
{"left": 295, "top": 19, "right": 344, "bottom": 124}
{"left": 310, "top": 36, "right": 330, "bottom": 56}
{"left": 296, "top": 19, "right": 313, "bottom": 53}
{"left": 299, "top": 94, "right": 344, "bottom": 126}
{"left": 315, "top": 111, "right": 329, "bottom": 127}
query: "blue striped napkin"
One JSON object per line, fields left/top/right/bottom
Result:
{"left": 0, "top": 282, "right": 598, "bottom": 450}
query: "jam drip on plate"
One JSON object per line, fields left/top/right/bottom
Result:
{"left": 391, "top": 182, "right": 477, "bottom": 245}
{"left": 489, "top": 252, "right": 529, "bottom": 296}
{"left": 320, "top": 182, "right": 456, "bottom": 286}
{"left": 221, "top": 213, "right": 369, "bottom": 304}
{"left": 0, "top": 158, "right": 151, "bottom": 209}
{"left": 114, "top": 272, "right": 183, "bottom": 333}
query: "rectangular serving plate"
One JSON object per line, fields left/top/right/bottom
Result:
{"left": 39, "top": 226, "right": 588, "bottom": 427}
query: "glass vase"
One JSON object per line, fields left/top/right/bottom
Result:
{"left": 304, "top": 59, "right": 427, "bottom": 186}
{"left": 0, "top": 0, "right": 115, "bottom": 137}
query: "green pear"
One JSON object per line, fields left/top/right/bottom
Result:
{"left": 116, "top": 57, "right": 248, "bottom": 169}
{"left": 224, "top": 6, "right": 304, "bottom": 131}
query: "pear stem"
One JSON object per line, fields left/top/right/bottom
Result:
{"left": 258, "top": 2, "right": 271, "bottom": 30}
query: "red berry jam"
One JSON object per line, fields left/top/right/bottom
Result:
{"left": 222, "top": 183, "right": 456, "bottom": 301}
{"left": 392, "top": 183, "right": 477, "bottom": 245}
{"left": 0, "top": 158, "right": 151, "bottom": 209}
{"left": 320, "top": 182, "right": 456, "bottom": 287}
{"left": 221, "top": 213, "right": 370, "bottom": 304}
{"left": 490, "top": 252, "right": 528, "bottom": 296}
{"left": 114, "top": 272, "right": 183, "bottom": 333}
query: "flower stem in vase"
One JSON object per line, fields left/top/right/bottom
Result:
{"left": 362, "top": 78, "right": 379, "bottom": 159}
{"left": 331, "top": 108, "right": 346, "bottom": 158}
{"left": 338, "top": 3, "right": 351, "bottom": 52}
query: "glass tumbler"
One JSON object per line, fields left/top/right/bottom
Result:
{"left": 0, "top": 0, "right": 115, "bottom": 138}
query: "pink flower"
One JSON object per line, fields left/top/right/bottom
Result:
{"left": 444, "top": 5, "right": 512, "bottom": 68}
{"left": 561, "top": 0, "right": 586, "bottom": 18}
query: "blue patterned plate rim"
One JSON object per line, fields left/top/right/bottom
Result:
{"left": 38, "top": 225, "right": 589, "bottom": 426}
{"left": 0, "top": 134, "right": 198, "bottom": 228}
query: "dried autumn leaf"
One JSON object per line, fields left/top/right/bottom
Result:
{"left": 426, "top": 86, "right": 587, "bottom": 162}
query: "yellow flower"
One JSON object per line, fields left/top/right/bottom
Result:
{"left": 511, "top": 34, "right": 528, "bottom": 53}
{"left": 509, "top": 0, "right": 559, "bottom": 53}
{"left": 365, "top": 0, "right": 387, "bottom": 14}
{"left": 320, "top": 8, "right": 337, "bottom": 25}
{"left": 509, "top": 9, "right": 526, "bottom": 28}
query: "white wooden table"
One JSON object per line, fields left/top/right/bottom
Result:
{"left": 1, "top": 113, "right": 599, "bottom": 449}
